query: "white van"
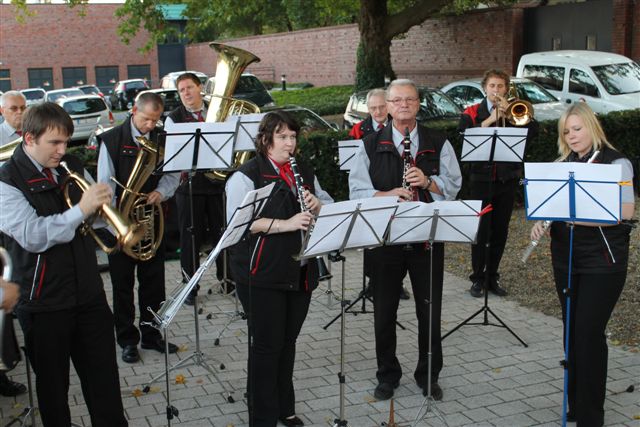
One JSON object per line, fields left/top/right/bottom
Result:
{"left": 516, "top": 50, "right": 640, "bottom": 114}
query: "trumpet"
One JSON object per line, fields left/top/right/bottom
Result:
{"left": 59, "top": 161, "right": 144, "bottom": 255}
{"left": 521, "top": 150, "right": 600, "bottom": 263}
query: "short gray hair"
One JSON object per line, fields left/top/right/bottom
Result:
{"left": 386, "top": 79, "right": 419, "bottom": 99}
{"left": 0, "top": 91, "right": 26, "bottom": 107}
{"left": 135, "top": 91, "right": 164, "bottom": 111}
{"left": 366, "top": 88, "right": 386, "bottom": 105}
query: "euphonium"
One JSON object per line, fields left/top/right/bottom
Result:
{"left": 59, "top": 161, "right": 144, "bottom": 255}
{"left": 117, "top": 136, "right": 165, "bottom": 261}
{"left": 205, "top": 42, "right": 261, "bottom": 181}
{"left": 288, "top": 156, "right": 332, "bottom": 282}
{"left": 0, "top": 137, "right": 21, "bottom": 162}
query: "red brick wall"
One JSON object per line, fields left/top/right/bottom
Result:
{"left": 186, "top": 8, "right": 523, "bottom": 88}
{"left": 0, "top": 4, "right": 158, "bottom": 90}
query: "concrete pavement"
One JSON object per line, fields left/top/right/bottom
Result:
{"left": 1, "top": 250, "right": 638, "bottom": 426}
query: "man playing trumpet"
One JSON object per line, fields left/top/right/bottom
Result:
{"left": 0, "top": 102, "right": 127, "bottom": 426}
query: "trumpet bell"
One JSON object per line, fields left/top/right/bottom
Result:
{"left": 505, "top": 99, "right": 534, "bottom": 126}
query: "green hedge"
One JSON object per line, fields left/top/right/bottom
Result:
{"left": 270, "top": 85, "right": 354, "bottom": 116}
{"left": 297, "top": 109, "right": 640, "bottom": 202}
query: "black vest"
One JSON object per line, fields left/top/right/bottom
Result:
{"left": 228, "top": 154, "right": 319, "bottom": 292}
{"left": 0, "top": 144, "right": 103, "bottom": 312}
{"left": 363, "top": 121, "right": 446, "bottom": 203}
{"left": 98, "top": 117, "right": 162, "bottom": 204}
{"left": 166, "top": 104, "right": 224, "bottom": 195}
{"left": 550, "top": 147, "right": 632, "bottom": 273}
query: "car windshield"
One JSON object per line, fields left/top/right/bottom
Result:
{"left": 420, "top": 90, "right": 461, "bottom": 118}
{"left": 592, "top": 62, "right": 640, "bottom": 95}
{"left": 79, "top": 86, "right": 100, "bottom": 95}
{"left": 61, "top": 98, "right": 106, "bottom": 115}
{"left": 236, "top": 76, "right": 266, "bottom": 93}
{"left": 514, "top": 81, "right": 558, "bottom": 104}
{"left": 22, "top": 90, "right": 45, "bottom": 100}
{"left": 48, "top": 90, "right": 84, "bottom": 102}
{"left": 285, "top": 109, "right": 331, "bottom": 132}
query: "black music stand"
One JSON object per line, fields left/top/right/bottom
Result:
{"left": 523, "top": 161, "right": 623, "bottom": 427}
{"left": 299, "top": 196, "right": 399, "bottom": 427}
{"left": 144, "top": 183, "right": 274, "bottom": 425}
{"left": 442, "top": 127, "right": 528, "bottom": 347}
{"left": 385, "top": 200, "right": 482, "bottom": 427}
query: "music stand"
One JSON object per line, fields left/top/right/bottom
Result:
{"left": 523, "top": 162, "right": 622, "bottom": 427}
{"left": 299, "top": 196, "right": 399, "bottom": 427}
{"left": 442, "top": 127, "right": 528, "bottom": 347}
{"left": 385, "top": 200, "right": 482, "bottom": 426}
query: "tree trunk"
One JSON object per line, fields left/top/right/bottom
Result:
{"left": 355, "top": 0, "right": 395, "bottom": 91}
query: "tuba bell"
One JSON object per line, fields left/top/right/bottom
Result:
{"left": 204, "top": 43, "right": 261, "bottom": 181}
{"left": 59, "top": 161, "right": 144, "bottom": 255}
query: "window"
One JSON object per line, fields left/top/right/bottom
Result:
{"left": 592, "top": 62, "right": 640, "bottom": 95}
{"left": 0, "top": 69, "right": 10, "bottom": 92}
{"left": 128, "top": 65, "right": 150, "bottom": 84}
{"left": 60, "top": 98, "right": 107, "bottom": 115}
{"left": 586, "top": 35, "right": 597, "bottom": 51}
{"left": 466, "top": 87, "right": 485, "bottom": 106}
{"left": 515, "top": 81, "right": 558, "bottom": 104}
{"left": 552, "top": 37, "right": 561, "bottom": 51}
{"left": 569, "top": 69, "right": 599, "bottom": 97}
{"left": 28, "top": 68, "right": 54, "bottom": 89}
{"left": 62, "top": 67, "right": 87, "bottom": 88}
{"left": 95, "top": 66, "right": 119, "bottom": 93}
{"left": 521, "top": 65, "right": 565, "bottom": 92}
{"left": 443, "top": 86, "right": 468, "bottom": 107}
{"left": 420, "top": 89, "right": 462, "bottom": 120}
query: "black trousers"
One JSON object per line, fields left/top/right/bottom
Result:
{"left": 236, "top": 280, "right": 311, "bottom": 427}
{"left": 176, "top": 192, "right": 225, "bottom": 281}
{"left": 554, "top": 268, "right": 626, "bottom": 427}
{"left": 16, "top": 293, "right": 127, "bottom": 427}
{"left": 469, "top": 179, "right": 517, "bottom": 284}
{"left": 107, "top": 248, "right": 165, "bottom": 347}
{"left": 369, "top": 243, "right": 444, "bottom": 386}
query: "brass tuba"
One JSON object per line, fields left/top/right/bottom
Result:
{"left": 116, "top": 136, "right": 165, "bottom": 261}
{"left": 59, "top": 161, "right": 144, "bottom": 254}
{"left": 205, "top": 43, "right": 261, "bottom": 181}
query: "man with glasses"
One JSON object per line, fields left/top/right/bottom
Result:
{"left": 0, "top": 91, "right": 27, "bottom": 146}
{"left": 349, "top": 79, "right": 461, "bottom": 401}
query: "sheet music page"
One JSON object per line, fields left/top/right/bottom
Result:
{"left": 524, "top": 162, "right": 622, "bottom": 222}
{"left": 461, "top": 127, "right": 527, "bottom": 162}
{"left": 338, "top": 139, "right": 362, "bottom": 171}
{"left": 227, "top": 113, "right": 265, "bottom": 151}
{"left": 163, "top": 121, "right": 237, "bottom": 171}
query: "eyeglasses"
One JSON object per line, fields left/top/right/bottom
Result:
{"left": 386, "top": 97, "right": 419, "bottom": 105}
{"left": 6, "top": 105, "right": 27, "bottom": 112}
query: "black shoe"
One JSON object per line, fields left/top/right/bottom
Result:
{"left": 141, "top": 338, "right": 179, "bottom": 354}
{"left": 122, "top": 345, "right": 140, "bottom": 363}
{"left": 374, "top": 381, "right": 399, "bottom": 400}
{"left": 421, "top": 382, "right": 443, "bottom": 400}
{"left": 279, "top": 415, "right": 304, "bottom": 426}
{"left": 489, "top": 280, "right": 508, "bottom": 296}
{"left": 469, "top": 281, "right": 484, "bottom": 298}
{"left": 0, "top": 374, "right": 26, "bottom": 397}
{"left": 399, "top": 287, "right": 410, "bottom": 300}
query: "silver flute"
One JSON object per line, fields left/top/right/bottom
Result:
{"left": 521, "top": 150, "right": 600, "bottom": 263}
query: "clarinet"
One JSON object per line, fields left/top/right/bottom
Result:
{"left": 288, "top": 156, "right": 332, "bottom": 281}
{"left": 401, "top": 127, "right": 417, "bottom": 201}
{"left": 521, "top": 150, "right": 600, "bottom": 263}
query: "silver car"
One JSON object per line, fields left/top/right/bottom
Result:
{"left": 56, "top": 95, "right": 114, "bottom": 142}
{"left": 44, "top": 88, "right": 85, "bottom": 103}
{"left": 20, "top": 88, "right": 46, "bottom": 106}
{"left": 441, "top": 77, "right": 566, "bottom": 122}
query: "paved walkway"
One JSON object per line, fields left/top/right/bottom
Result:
{"left": 1, "top": 250, "right": 638, "bottom": 426}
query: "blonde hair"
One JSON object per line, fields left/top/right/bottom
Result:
{"left": 556, "top": 102, "right": 616, "bottom": 160}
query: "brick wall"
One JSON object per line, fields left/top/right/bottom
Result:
{"left": 0, "top": 4, "right": 158, "bottom": 90}
{"left": 186, "top": 8, "right": 523, "bottom": 88}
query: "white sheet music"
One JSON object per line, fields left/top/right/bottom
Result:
{"left": 461, "top": 127, "right": 528, "bottom": 163}
{"left": 301, "top": 197, "right": 398, "bottom": 258}
{"left": 388, "top": 200, "right": 483, "bottom": 244}
{"left": 227, "top": 113, "right": 265, "bottom": 151}
{"left": 163, "top": 120, "right": 237, "bottom": 171}
{"left": 524, "top": 162, "right": 622, "bottom": 223}
{"left": 338, "top": 139, "right": 362, "bottom": 171}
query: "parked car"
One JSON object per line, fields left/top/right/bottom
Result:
{"left": 135, "top": 88, "right": 181, "bottom": 117}
{"left": 263, "top": 105, "right": 339, "bottom": 133}
{"left": 75, "top": 84, "right": 111, "bottom": 108}
{"left": 56, "top": 95, "right": 114, "bottom": 143}
{"left": 204, "top": 73, "right": 275, "bottom": 108}
{"left": 109, "top": 79, "right": 150, "bottom": 111}
{"left": 343, "top": 87, "right": 461, "bottom": 130}
{"left": 160, "top": 71, "right": 209, "bottom": 89}
{"left": 516, "top": 50, "right": 640, "bottom": 114}
{"left": 20, "top": 88, "right": 46, "bottom": 106}
{"left": 441, "top": 77, "right": 566, "bottom": 122}
{"left": 44, "top": 88, "right": 84, "bottom": 103}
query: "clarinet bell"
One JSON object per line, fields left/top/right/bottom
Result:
{"left": 316, "top": 256, "right": 332, "bottom": 282}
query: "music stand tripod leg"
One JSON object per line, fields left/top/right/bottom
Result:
{"left": 331, "top": 253, "right": 349, "bottom": 427}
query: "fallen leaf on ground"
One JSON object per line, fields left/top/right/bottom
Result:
{"left": 175, "top": 374, "right": 186, "bottom": 384}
